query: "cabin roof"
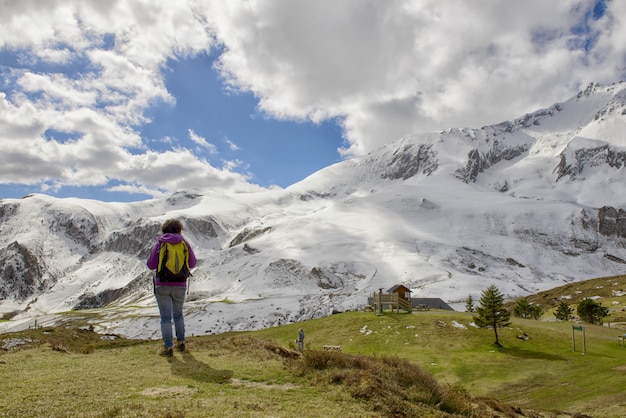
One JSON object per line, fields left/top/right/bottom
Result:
{"left": 411, "top": 298, "right": 454, "bottom": 311}
{"left": 387, "top": 284, "right": 411, "bottom": 293}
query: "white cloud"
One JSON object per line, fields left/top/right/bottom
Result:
{"left": 0, "top": 0, "right": 624, "bottom": 198}
{"left": 188, "top": 129, "right": 218, "bottom": 154}
{"left": 226, "top": 137, "right": 240, "bottom": 151}
{"left": 107, "top": 182, "right": 168, "bottom": 198}
{"left": 205, "top": 0, "right": 625, "bottom": 155}
{"left": 124, "top": 150, "right": 261, "bottom": 194}
{"left": 0, "top": 0, "right": 250, "bottom": 197}
{"left": 222, "top": 159, "right": 245, "bottom": 172}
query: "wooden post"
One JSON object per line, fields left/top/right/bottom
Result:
{"left": 407, "top": 291, "right": 412, "bottom": 313}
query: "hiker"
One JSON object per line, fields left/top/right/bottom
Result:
{"left": 147, "top": 219, "right": 197, "bottom": 357}
{"left": 297, "top": 328, "right": 304, "bottom": 351}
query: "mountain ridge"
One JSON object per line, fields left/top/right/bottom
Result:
{"left": 1, "top": 81, "right": 625, "bottom": 339}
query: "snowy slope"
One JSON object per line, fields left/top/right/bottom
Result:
{"left": 1, "top": 81, "right": 625, "bottom": 339}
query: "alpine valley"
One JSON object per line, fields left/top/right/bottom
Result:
{"left": 1, "top": 81, "right": 625, "bottom": 341}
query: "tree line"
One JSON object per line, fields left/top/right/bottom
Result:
{"left": 466, "top": 285, "right": 610, "bottom": 347}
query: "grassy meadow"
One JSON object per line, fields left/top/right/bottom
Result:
{"left": 1, "top": 276, "right": 626, "bottom": 417}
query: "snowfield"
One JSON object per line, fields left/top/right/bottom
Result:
{"left": 1, "top": 81, "right": 626, "bottom": 340}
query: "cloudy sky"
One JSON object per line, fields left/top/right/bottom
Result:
{"left": 0, "top": 0, "right": 623, "bottom": 202}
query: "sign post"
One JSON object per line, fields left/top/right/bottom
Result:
{"left": 572, "top": 325, "right": 586, "bottom": 355}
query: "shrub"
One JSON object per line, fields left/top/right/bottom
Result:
{"left": 298, "top": 350, "right": 473, "bottom": 416}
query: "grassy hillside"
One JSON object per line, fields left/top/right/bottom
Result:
{"left": 255, "top": 310, "right": 626, "bottom": 415}
{"left": 2, "top": 277, "right": 626, "bottom": 417}
{"left": 508, "top": 274, "right": 626, "bottom": 325}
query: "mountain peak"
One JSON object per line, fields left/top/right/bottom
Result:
{"left": 2, "top": 82, "right": 626, "bottom": 338}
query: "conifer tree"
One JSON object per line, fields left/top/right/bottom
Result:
{"left": 577, "top": 298, "right": 609, "bottom": 324}
{"left": 473, "top": 285, "right": 510, "bottom": 347}
{"left": 554, "top": 301, "right": 573, "bottom": 321}
{"left": 513, "top": 298, "right": 542, "bottom": 319}
{"left": 465, "top": 294, "right": 475, "bottom": 312}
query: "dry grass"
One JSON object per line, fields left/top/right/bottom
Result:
{"left": 294, "top": 349, "right": 474, "bottom": 417}
{"left": 509, "top": 274, "right": 626, "bottom": 325}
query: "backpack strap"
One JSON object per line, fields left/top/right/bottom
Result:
{"left": 158, "top": 243, "right": 169, "bottom": 274}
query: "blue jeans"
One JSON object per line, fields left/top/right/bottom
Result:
{"left": 155, "top": 285, "right": 186, "bottom": 348}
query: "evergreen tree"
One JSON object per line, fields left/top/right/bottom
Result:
{"left": 577, "top": 298, "right": 609, "bottom": 324}
{"left": 513, "top": 298, "right": 543, "bottom": 320}
{"left": 465, "top": 294, "right": 475, "bottom": 312}
{"left": 473, "top": 285, "right": 511, "bottom": 347}
{"left": 529, "top": 304, "right": 542, "bottom": 320}
{"left": 554, "top": 301, "right": 573, "bottom": 321}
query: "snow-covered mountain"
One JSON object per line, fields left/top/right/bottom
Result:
{"left": 1, "top": 81, "right": 625, "bottom": 340}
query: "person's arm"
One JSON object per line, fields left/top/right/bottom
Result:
{"left": 185, "top": 240, "right": 197, "bottom": 268}
{"left": 146, "top": 242, "right": 161, "bottom": 270}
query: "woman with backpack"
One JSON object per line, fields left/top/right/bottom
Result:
{"left": 147, "top": 219, "right": 197, "bottom": 357}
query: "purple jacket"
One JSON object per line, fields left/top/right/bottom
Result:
{"left": 147, "top": 233, "right": 197, "bottom": 287}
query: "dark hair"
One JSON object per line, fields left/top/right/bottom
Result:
{"left": 161, "top": 219, "right": 183, "bottom": 234}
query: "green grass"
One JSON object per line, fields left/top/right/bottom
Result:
{"left": 2, "top": 277, "right": 626, "bottom": 417}
{"left": 1, "top": 333, "right": 380, "bottom": 418}
{"left": 251, "top": 310, "right": 626, "bottom": 416}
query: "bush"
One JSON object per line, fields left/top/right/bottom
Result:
{"left": 298, "top": 349, "right": 474, "bottom": 416}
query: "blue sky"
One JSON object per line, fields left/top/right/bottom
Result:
{"left": 0, "top": 47, "right": 345, "bottom": 201}
{"left": 0, "top": 0, "right": 622, "bottom": 202}
{"left": 143, "top": 51, "right": 344, "bottom": 188}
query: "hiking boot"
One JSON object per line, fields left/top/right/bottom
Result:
{"left": 159, "top": 347, "right": 173, "bottom": 357}
{"left": 176, "top": 342, "right": 186, "bottom": 352}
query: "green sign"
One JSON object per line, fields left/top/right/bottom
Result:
{"left": 572, "top": 325, "right": 587, "bottom": 354}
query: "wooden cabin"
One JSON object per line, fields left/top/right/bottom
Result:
{"left": 368, "top": 285, "right": 454, "bottom": 313}
{"left": 370, "top": 285, "right": 412, "bottom": 313}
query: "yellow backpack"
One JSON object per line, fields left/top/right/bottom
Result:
{"left": 157, "top": 241, "right": 191, "bottom": 282}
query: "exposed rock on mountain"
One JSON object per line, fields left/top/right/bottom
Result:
{"left": 378, "top": 143, "right": 438, "bottom": 180}
{"left": 598, "top": 206, "right": 626, "bottom": 239}
{"left": 0, "top": 241, "right": 49, "bottom": 301}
